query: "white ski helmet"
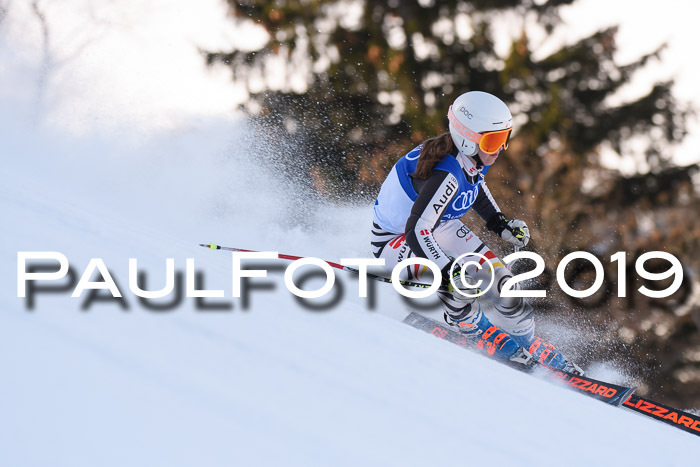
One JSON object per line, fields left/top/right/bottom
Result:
{"left": 447, "top": 91, "right": 513, "bottom": 156}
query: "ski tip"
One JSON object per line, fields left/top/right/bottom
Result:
{"left": 199, "top": 242, "right": 219, "bottom": 250}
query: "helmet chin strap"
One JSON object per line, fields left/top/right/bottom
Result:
{"left": 457, "top": 144, "right": 481, "bottom": 163}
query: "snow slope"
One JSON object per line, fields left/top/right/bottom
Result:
{"left": 1, "top": 112, "right": 699, "bottom": 467}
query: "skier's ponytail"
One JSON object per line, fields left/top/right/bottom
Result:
{"left": 412, "top": 133, "right": 455, "bottom": 179}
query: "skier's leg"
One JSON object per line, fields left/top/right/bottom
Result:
{"left": 477, "top": 259, "right": 583, "bottom": 373}
{"left": 370, "top": 221, "right": 441, "bottom": 284}
{"left": 439, "top": 297, "right": 530, "bottom": 363}
{"left": 371, "top": 221, "right": 528, "bottom": 363}
{"left": 432, "top": 221, "right": 582, "bottom": 374}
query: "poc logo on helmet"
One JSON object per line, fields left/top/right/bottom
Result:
{"left": 458, "top": 106, "right": 473, "bottom": 119}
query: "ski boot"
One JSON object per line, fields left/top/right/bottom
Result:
{"left": 511, "top": 335, "right": 584, "bottom": 376}
{"left": 444, "top": 304, "right": 536, "bottom": 371}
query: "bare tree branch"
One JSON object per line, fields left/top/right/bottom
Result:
{"left": 0, "top": 0, "right": 11, "bottom": 25}
{"left": 31, "top": 0, "right": 52, "bottom": 122}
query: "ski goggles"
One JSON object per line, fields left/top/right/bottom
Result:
{"left": 448, "top": 106, "right": 512, "bottom": 154}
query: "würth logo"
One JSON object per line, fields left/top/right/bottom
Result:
{"left": 420, "top": 230, "right": 430, "bottom": 236}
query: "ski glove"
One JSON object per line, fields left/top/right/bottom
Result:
{"left": 441, "top": 263, "right": 480, "bottom": 305}
{"left": 487, "top": 212, "right": 530, "bottom": 248}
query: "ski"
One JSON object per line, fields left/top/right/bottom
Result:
{"left": 402, "top": 311, "right": 637, "bottom": 406}
{"left": 622, "top": 394, "right": 700, "bottom": 437}
{"left": 403, "top": 311, "right": 700, "bottom": 437}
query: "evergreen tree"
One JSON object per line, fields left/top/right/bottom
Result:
{"left": 206, "top": 1, "right": 689, "bottom": 203}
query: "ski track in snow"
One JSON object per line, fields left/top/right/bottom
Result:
{"left": 2, "top": 116, "right": 700, "bottom": 466}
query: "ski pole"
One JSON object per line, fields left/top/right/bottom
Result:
{"left": 199, "top": 242, "right": 447, "bottom": 291}
{"left": 505, "top": 246, "right": 523, "bottom": 273}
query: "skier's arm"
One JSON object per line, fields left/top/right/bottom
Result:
{"left": 404, "top": 171, "right": 458, "bottom": 273}
{"left": 475, "top": 179, "right": 531, "bottom": 247}
{"left": 473, "top": 180, "right": 501, "bottom": 223}
{"left": 474, "top": 180, "right": 510, "bottom": 234}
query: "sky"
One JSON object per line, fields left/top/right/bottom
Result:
{"left": 1, "top": 0, "right": 698, "bottom": 168}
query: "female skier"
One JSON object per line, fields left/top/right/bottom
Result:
{"left": 371, "top": 91, "right": 582, "bottom": 374}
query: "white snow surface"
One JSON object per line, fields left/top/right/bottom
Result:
{"left": 2, "top": 114, "right": 699, "bottom": 467}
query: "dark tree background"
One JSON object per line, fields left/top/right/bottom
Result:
{"left": 206, "top": 0, "right": 700, "bottom": 408}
